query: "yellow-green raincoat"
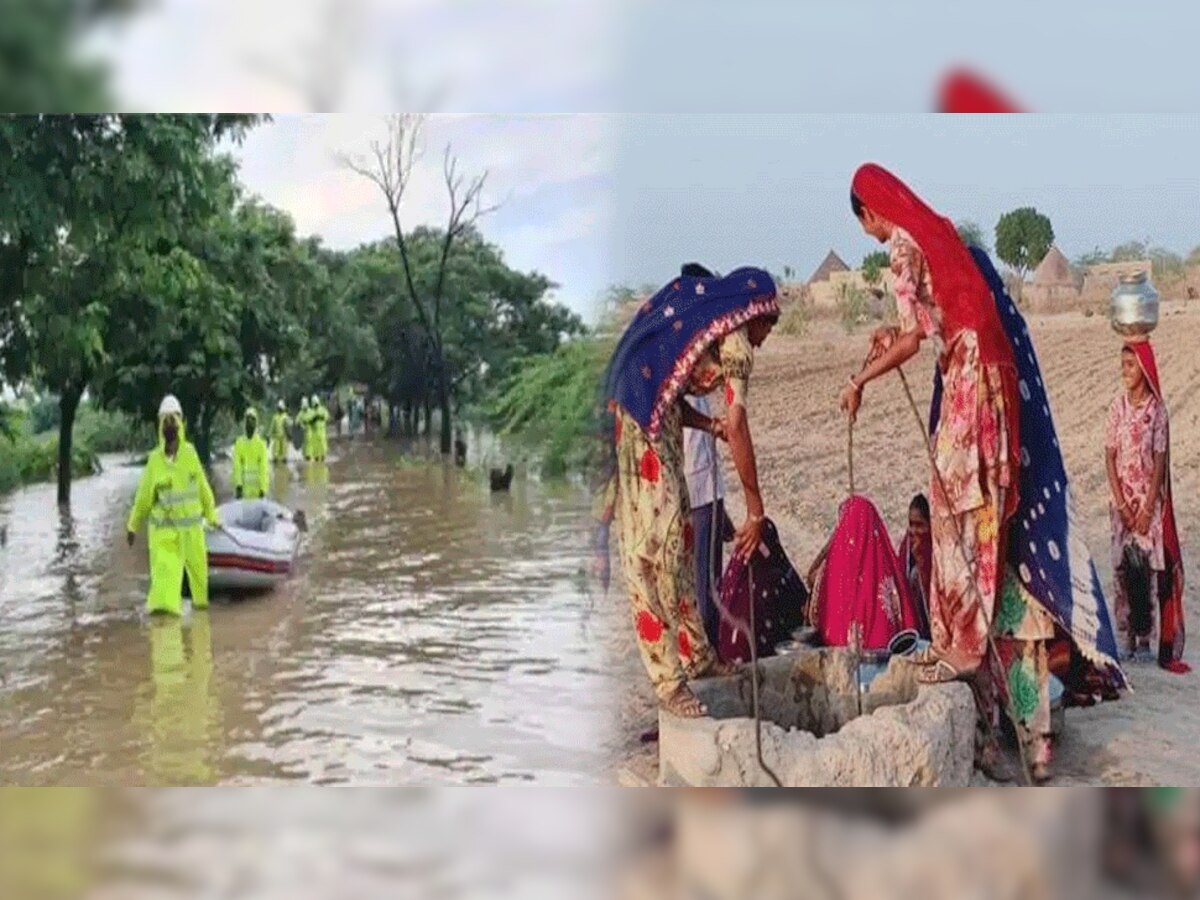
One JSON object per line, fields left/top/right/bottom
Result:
{"left": 126, "top": 416, "right": 219, "bottom": 615}
{"left": 311, "top": 401, "right": 329, "bottom": 461}
{"left": 233, "top": 413, "right": 270, "bottom": 499}
{"left": 270, "top": 409, "right": 291, "bottom": 463}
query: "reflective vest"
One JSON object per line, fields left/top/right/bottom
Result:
{"left": 127, "top": 441, "right": 218, "bottom": 533}
{"left": 233, "top": 434, "right": 270, "bottom": 496}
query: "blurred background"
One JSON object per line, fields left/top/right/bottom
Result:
{"left": 2, "top": 788, "right": 1200, "bottom": 897}
{"left": 5, "top": 0, "right": 1200, "bottom": 112}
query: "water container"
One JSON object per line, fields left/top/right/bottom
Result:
{"left": 1110, "top": 271, "right": 1159, "bottom": 337}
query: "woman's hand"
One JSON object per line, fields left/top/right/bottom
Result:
{"left": 734, "top": 515, "right": 765, "bottom": 560}
{"left": 709, "top": 417, "right": 727, "bottom": 442}
{"left": 839, "top": 381, "right": 862, "bottom": 424}
{"left": 1134, "top": 504, "right": 1153, "bottom": 536}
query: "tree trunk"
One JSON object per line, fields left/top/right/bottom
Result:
{"left": 438, "top": 378, "right": 452, "bottom": 456}
{"left": 432, "top": 348, "right": 452, "bottom": 456}
{"left": 56, "top": 385, "right": 83, "bottom": 506}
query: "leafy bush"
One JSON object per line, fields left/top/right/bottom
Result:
{"left": 27, "top": 395, "right": 61, "bottom": 434}
{"left": 838, "top": 284, "right": 872, "bottom": 333}
{"left": 0, "top": 425, "right": 104, "bottom": 496}
{"left": 487, "top": 338, "right": 609, "bottom": 477}
{"left": 777, "top": 301, "right": 809, "bottom": 336}
{"left": 75, "top": 403, "right": 148, "bottom": 453}
{"left": 861, "top": 250, "right": 889, "bottom": 285}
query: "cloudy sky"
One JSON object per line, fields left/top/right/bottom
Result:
{"left": 613, "top": 115, "right": 1200, "bottom": 287}
{"left": 225, "top": 114, "right": 613, "bottom": 320}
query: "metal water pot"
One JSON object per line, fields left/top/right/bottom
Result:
{"left": 1110, "top": 271, "right": 1159, "bottom": 337}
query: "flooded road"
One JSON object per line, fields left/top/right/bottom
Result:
{"left": 0, "top": 439, "right": 620, "bottom": 786}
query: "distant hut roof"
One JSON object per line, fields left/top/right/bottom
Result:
{"left": 808, "top": 250, "right": 850, "bottom": 284}
{"left": 1032, "top": 245, "right": 1073, "bottom": 286}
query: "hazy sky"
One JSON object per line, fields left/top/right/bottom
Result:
{"left": 613, "top": 115, "right": 1200, "bottom": 288}
{"left": 228, "top": 115, "right": 612, "bottom": 320}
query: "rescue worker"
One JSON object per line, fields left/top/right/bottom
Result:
{"left": 126, "top": 395, "right": 219, "bottom": 616}
{"left": 270, "top": 399, "right": 291, "bottom": 464}
{"left": 298, "top": 396, "right": 312, "bottom": 461}
{"left": 310, "top": 393, "right": 329, "bottom": 462}
{"left": 233, "top": 407, "right": 270, "bottom": 499}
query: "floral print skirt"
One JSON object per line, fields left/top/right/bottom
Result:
{"left": 613, "top": 405, "right": 717, "bottom": 700}
{"left": 929, "top": 331, "right": 1013, "bottom": 671}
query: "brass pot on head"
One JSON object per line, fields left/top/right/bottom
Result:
{"left": 1110, "top": 270, "right": 1159, "bottom": 339}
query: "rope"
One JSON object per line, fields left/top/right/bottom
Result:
{"left": 847, "top": 418, "right": 855, "bottom": 496}
{"left": 706, "top": 415, "right": 782, "bottom": 787}
{"left": 895, "top": 366, "right": 1033, "bottom": 786}
{"left": 845, "top": 420, "right": 864, "bottom": 719}
{"left": 747, "top": 556, "right": 783, "bottom": 786}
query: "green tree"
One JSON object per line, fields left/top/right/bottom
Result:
{"left": 1075, "top": 247, "right": 1110, "bottom": 267}
{"left": 1110, "top": 240, "right": 1149, "bottom": 262}
{"left": 488, "top": 337, "right": 608, "bottom": 476}
{"left": 861, "top": 250, "right": 889, "bottom": 285}
{"left": 1187, "top": 246, "right": 1200, "bottom": 267}
{"left": 0, "top": 114, "right": 259, "bottom": 503}
{"left": 342, "top": 113, "right": 499, "bottom": 456}
{"left": 994, "top": 207, "right": 1055, "bottom": 279}
{"left": 98, "top": 178, "right": 318, "bottom": 464}
{"left": 0, "top": 1, "right": 145, "bottom": 112}
{"left": 956, "top": 220, "right": 988, "bottom": 251}
{"left": 1149, "top": 246, "right": 1185, "bottom": 283}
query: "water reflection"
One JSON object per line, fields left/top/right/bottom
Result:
{"left": 135, "top": 614, "right": 220, "bottom": 785}
{"left": 0, "top": 441, "right": 619, "bottom": 785}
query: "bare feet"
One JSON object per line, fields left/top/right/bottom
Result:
{"left": 661, "top": 684, "right": 707, "bottom": 718}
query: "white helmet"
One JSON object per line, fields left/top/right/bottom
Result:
{"left": 277, "top": 399, "right": 286, "bottom": 411}
{"left": 311, "top": 394, "right": 320, "bottom": 405}
{"left": 300, "top": 397, "right": 309, "bottom": 408}
{"left": 158, "top": 395, "right": 183, "bottom": 418}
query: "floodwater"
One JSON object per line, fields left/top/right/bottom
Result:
{"left": 0, "top": 438, "right": 620, "bottom": 787}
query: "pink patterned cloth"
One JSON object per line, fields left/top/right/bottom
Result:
{"left": 1106, "top": 391, "right": 1168, "bottom": 572}
{"left": 812, "top": 496, "right": 922, "bottom": 651}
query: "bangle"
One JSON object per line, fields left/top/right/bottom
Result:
{"left": 848, "top": 375, "right": 862, "bottom": 392}
{"left": 747, "top": 513, "right": 765, "bottom": 524}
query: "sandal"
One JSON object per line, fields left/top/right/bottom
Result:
{"left": 661, "top": 685, "right": 707, "bottom": 718}
{"left": 905, "top": 647, "right": 942, "bottom": 666}
{"left": 916, "top": 658, "right": 973, "bottom": 685}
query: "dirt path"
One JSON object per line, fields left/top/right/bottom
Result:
{"left": 612, "top": 301, "right": 1200, "bottom": 786}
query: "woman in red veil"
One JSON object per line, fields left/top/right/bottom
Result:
{"left": 840, "top": 163, "right": 1020, "bottom": 689}
{"left": 1106, "top": 339, "right": 1189, "bottom": 673}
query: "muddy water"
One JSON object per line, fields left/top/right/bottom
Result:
{"left": 0, "top": 439, "right": 619, "bottom": 786}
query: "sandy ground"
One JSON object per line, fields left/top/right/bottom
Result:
{"left": 611, "top": 300, "right": 1200, "bottom": 786}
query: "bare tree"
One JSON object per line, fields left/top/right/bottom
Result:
{"left": 341, "top": 113, "right": 497, "bottom": 454}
